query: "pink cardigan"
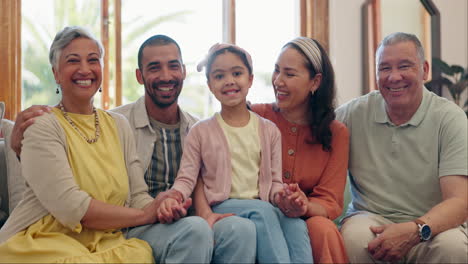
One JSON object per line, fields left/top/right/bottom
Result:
{"left": 172, "top": 113, "right": 283, "bottom": 205}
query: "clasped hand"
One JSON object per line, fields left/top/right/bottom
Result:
{"left": 156, "top": 197, "right": 192, "bottom": 224}
{"left": 274, "top": 183, "right": 308, "bottom": 218}
{"left": 367, "top": 222, "right": 420, "bottom": 263}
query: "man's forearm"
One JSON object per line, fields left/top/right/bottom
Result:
{"left": 420, "top": 196, "right": 467, "bottom": 236}
{"left": 418, "top": 175, "right": 467, "bottom": 236}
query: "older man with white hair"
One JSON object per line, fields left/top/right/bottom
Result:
{"left": 337, "top": 32, "right": 467, "bottom": 263}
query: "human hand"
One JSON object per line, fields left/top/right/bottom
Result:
{"left": 157, "top": 197, "right": 192, "bottom": 224}
{"left": 142, "top": 198, "right": 161, "bottom": 224}
{"left": 367, "top": 222, "right": 420, "bottom": 262}
{"left": 12, "top": 105, "right": 52, "bottom": 156}
{"left": 155, "top": 189, "right": 184, "bottom": 205}
{"left": 275, "top": 183, "right": 308, "bottom": 218}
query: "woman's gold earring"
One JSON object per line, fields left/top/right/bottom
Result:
{"left": 99, "top": 87, "right": 102, "bottom": 93}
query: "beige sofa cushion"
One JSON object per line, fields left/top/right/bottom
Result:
{"left": 0, "top": 102, "right": 25, "bottom": 215}
{"left": 0, "top": 140, "right": 7, "bottom": 226}
{"left": 0, "top": 102, "right": 7, "bottom": 224}
{"left": 1, "top": 119, "right": 25, "bottom": 214}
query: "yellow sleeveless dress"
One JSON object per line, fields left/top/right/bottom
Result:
{"left": 0, "top": 108, "right": 154, "bottom": 263}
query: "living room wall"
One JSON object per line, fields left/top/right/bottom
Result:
{"left": 329, "top": 0, "right": 467, "bottom": 107}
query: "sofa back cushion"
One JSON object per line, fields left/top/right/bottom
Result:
{"left": 1, "top": 119, "right": 25, "bottom": 214}
{"left": 0, "top": 102, "right": 8, "bottom": 225}
{"left": 0, "top": 102, "right": 25, "bottom": 215}
{"left": 0, "top": 139, "right": 8, "bottom": 221}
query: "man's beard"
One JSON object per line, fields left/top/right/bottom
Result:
{"left": 146, "top": 80, "right": 182, "bottom": 108}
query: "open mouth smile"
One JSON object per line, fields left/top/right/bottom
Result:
{"left": 223, "top": 89, "right": 240, "bottom": 95}
{"left": 153, "top": 81, "right": 178, "bottom": 92}
{"left": 157, "top": 86, "right": 174, "bottom": 91}
{"left": 386, "top": 84, "right": 408, "bottom": 92}
{"left": 275, "top": 89, "right": 289, "bottom": 99}
{"left": 74, "top": 79, "right": 93, "bottom": 87}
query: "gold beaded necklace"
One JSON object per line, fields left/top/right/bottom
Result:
{"left": 59, "top": 102, "right": 100, "bottom": 144}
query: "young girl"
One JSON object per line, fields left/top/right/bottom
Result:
{"left": 158, "top": 43, "right": 313, "bottom": 263}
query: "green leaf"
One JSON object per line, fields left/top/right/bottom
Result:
{"left": 450, "top": 65, "right": 465, "bottom": 74}
{"left": 432, "top": 58, "right": 453, "bottom": 75}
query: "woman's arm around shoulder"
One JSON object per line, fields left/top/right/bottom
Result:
{"left": 250, "top": 103, "right": 272, "bottom": 118}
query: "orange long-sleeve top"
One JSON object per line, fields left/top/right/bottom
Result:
{"left": 251, "top": 103, "right": 349, "bottom": 220}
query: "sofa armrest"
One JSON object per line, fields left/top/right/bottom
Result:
{"left": 0, "top": 139, "right": 9, "bottom": 226}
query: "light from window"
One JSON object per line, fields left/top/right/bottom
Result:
{"left": 21, "top": 0, "right": 101, "bottom": 108}
{"left": 121, "top": 0, "right": 222, "bottom": 119}
{"left": 236, "top": 0, "right": 299, "bottom": 105}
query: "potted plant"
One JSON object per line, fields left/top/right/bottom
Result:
{"left": 426, "top": 58, "right": 468, "bottom": 116}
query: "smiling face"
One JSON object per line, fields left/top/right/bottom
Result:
{"left": 137, "top": 43, "right": 186, "bottom": 109}
{"left": 53, "top": 37, "right": 102, "bottom": 104}
{"left": 272, "top": 46, "right": 321, "bottom": 113}
{"left": 207, "top": 51, "right": 253, "bottom": 109}
{"left": 376, "top": 41, "right": 429, "bottom": 113}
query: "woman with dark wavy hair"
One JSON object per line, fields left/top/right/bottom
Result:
{"left": 251, "top": 37, "right": 350, "bottom": 263}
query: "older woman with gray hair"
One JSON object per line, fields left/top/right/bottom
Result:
{"left": 0, "top": 26, "right": 157, "bottom": 262}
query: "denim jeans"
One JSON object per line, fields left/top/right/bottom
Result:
{"left": 212, "top": 199, "right": 313, "bottom": 263}
{"left": 127, "top": 215, "right": 256, "bottom": 263}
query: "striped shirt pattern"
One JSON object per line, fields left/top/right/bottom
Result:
{"left": 144, "top": 120, "right": 182, "bottom": 198}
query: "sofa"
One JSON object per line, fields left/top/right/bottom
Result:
{"left": 0, "top": 137, "right": 8, "bottom": 226}
{"left": 0, "top": 102, "right": 25, "bottom": 228}
{"left": 0, "top": 101, "right": 351, "bottom": 229}
{"left": 0, "top": 102, "right": 7, "bottom": 226}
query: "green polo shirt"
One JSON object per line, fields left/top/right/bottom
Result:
{"left": 336, "top": 88, "right": 467, "bottom": 223}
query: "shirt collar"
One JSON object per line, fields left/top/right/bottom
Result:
{"left": 374, "top": 92, "right": 389, "bottom": 124}
{"left": 406, "top": 87, "right": 430, "bottom": 127}
{"left": 374, "top": 86, "right": 430, "bottom": 127}
{"left": 134, "top": 96, "right": 192, "bottom": 133}
{"left": 133, "top": 96, "right": 152, "bottom": 130}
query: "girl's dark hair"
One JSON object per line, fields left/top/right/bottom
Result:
{"left": 205, "top": 47, "right": 253, "bottom": 80}
{"left": 287, "top": 40, "right": 336, "bottom": 152}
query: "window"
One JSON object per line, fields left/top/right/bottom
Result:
{"left": 236, "top": 0, "right": 299, "bottom": 104}
{"left": 120, "top": 0, "right": 222, "bottom": 118}
{"left": 21, "top": 0, "right": 102, "bottom": 107}
{"left": 1, "top": 0, "right": 328, "bottom": 120}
